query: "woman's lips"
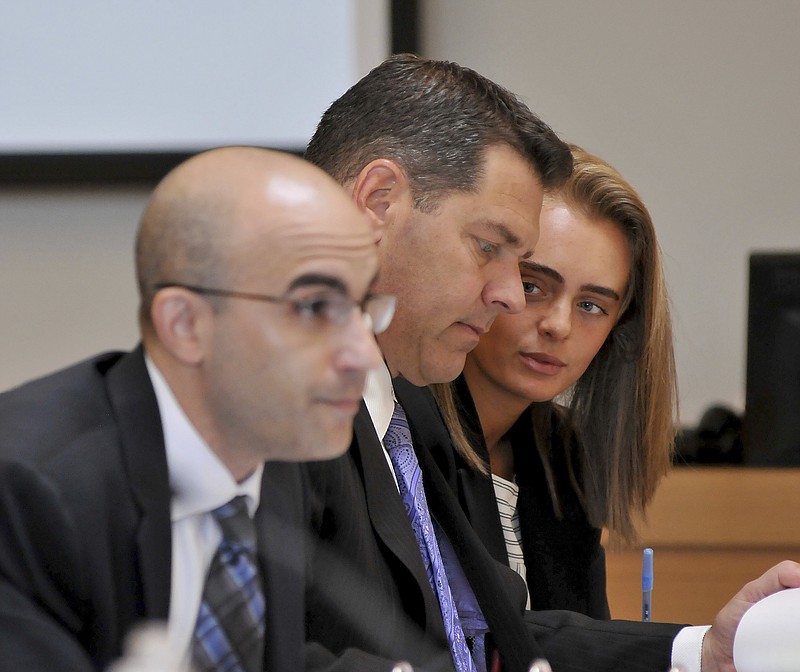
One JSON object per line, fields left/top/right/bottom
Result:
{"left": 520, "top": 351, "right": 565, "bottom": 376}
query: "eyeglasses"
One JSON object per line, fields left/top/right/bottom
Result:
{"left": 154, "top": 282, "right": 396, "bottom": 335}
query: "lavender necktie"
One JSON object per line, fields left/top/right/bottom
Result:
{"left": 384, "top": 401, "right": 478, "bottom": 672}
{"left": 192, "top": 496, "right": 265, "bottom": 672}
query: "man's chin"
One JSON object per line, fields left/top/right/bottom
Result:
{"left": 310, "top": 429, "right": 353, "bottom": 461}
{"left": 415, "top": 353, "right": 468, "bottom": 386}
{"left": 272, "top": 430, "right": 352, "bottom": 463}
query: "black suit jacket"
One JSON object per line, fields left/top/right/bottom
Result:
{"left": 440, "top": 375, "right": 610, "bottom": 618}
{"left": 304, "top": 378, "right": 684, "bottom": 672}
{"left": 0, "top": 348, "right": 306, "bottom": 672}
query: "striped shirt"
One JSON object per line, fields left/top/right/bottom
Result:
{"left": 491, "top": 473, "right": 530, "bottom": 609}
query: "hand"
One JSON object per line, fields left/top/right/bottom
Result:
{"left": 528, "top": 661, "right": 552, "bottom": 672}
{"left": 701, "top": 560, "right": 800, "bottom": 672}
{"left": 391, "top": 664, "right": 414, "bottom": 672}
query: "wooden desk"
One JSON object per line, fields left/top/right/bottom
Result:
{"left": 604, "top": 467, "right": 800, "bottom": 624}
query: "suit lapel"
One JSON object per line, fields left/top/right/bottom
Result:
{"left": 451, "top": 375, "right": 511, "bottom": 565}
{"left": 351, "top": 404, "right": 447, "bottom": 638}
{"left": 352, "top": 405, "right": 433, "bottom": 588}
{"left": 256, "top": 462, "right": 305, "bottom": 671}
{"left": 106, "top": 346, "right": 172, "bottom": 620}
{"left": 457, "top": 468, "right": 509, "bottom": 565}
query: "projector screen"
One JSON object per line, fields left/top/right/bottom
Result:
{"left": 0, "top": 1, "right": 390, "bottom": 160}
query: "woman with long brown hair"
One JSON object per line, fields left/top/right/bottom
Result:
{"left": 432, "top": 145, "right": 678, "bottom": 616}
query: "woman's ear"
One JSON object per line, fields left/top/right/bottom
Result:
{"left": 150, "top": 288, "right": 209, "bottom": 366}
{"left": 350, "top": 159, "right": 412, "bottom": 243}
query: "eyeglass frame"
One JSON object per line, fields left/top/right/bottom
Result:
{"left": 153, "top": 282, "right": 396, "bottom": 335}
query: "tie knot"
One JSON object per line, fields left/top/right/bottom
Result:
{"left": 384, "top": 401, "right": 420, "bottom": 493}
{"left": 211, "top": 496, "right": 255, "bottom": 550}
{"left": 384, "top": 401, "right": 412, "bottom": 452}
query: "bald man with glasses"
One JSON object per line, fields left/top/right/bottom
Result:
{"left": 0, "top": 147, "right": 389, "bottom": 672}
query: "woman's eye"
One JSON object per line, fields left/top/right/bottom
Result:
{"left": 578, "top": 301, "right": 607, "bottom": 316}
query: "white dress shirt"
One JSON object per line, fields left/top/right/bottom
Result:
{"left": 363, "top": 363, "right": 401, "bottom": 491}
{"left": 145, "top": 357, "right": 263, "bottom": 664}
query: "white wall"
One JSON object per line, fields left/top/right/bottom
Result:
{"left": 420, "top": 0, "right": 800, "bottom": 424}
{"left": 3, "top": 2, "right": 798, "bottom": 427}
{"left": 1, "top": 187, "right": 148, "bottom": 388}
{"left": 0, "top": 0, "right": 389, "bottom": 392}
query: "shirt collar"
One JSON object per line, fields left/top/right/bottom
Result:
{"left": 363, "top": 361, "right": 396, "bottom": 441}
{"left": 144, "top": 354, "right": 263, "bottom": 522}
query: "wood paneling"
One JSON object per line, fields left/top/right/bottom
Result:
{"left": 605, "top": 467, "right": 800, "bottom": 624}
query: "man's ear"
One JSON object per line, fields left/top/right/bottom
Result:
{"left": 150, "top": 288, "right": 209, "bottom": 366}
{"left": 350, "top": 159, "right": 412, "bottom": 242}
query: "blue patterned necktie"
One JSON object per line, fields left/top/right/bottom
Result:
{"left": 192, "top": 496, "right": 265, "bottom": 672}
{"left": 384, "top": 401, "right": 478, "bottom": 672}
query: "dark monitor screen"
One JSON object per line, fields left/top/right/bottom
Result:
{"left": 743, "top": 252, "right": 800, "bottom": 465}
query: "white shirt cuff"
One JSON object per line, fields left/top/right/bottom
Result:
{"left": 671, "top": 625, "right": 711, "bottom": 672}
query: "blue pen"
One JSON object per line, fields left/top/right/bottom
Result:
{"left": 641, "top": 547, "right": 653, "bottom": 622}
